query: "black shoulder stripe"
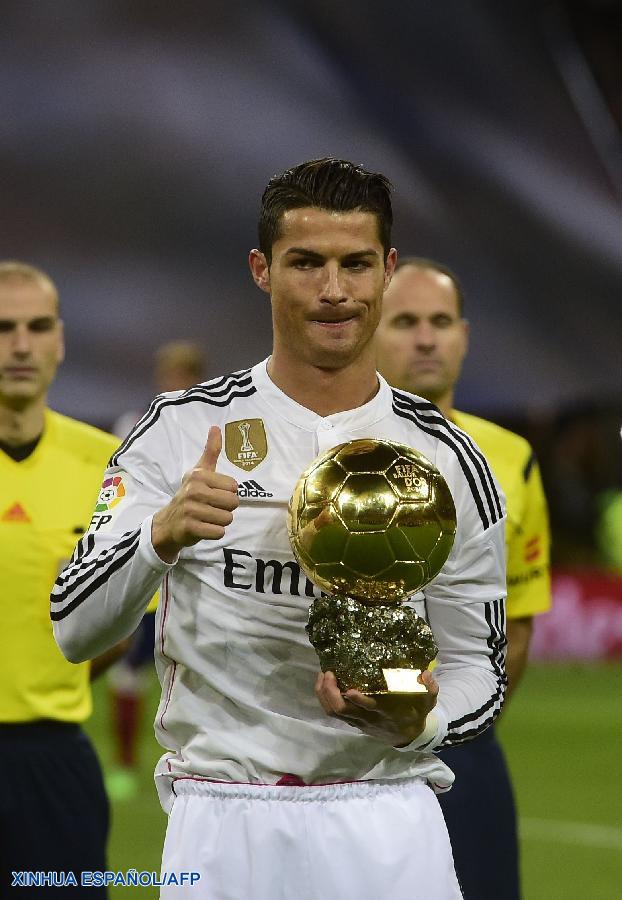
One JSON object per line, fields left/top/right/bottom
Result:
{"left": 111, "top": 369, "right": 255, "bottom": 467}
{"left": 392, "top": 399, "right": 490, "bottom": 529}
{"left": 523, "top": 451, "right": 536, "bottom": 482}
{"left": 396, "top": 393, "right": 503, "bottom": 522}
{"left": 185, "top": 369, "right": 253, "bottom": 400}
{"left": 111, "top": 368, "right": 253, "bottom": 465}
{"left": 392, "top": 392, "right": 503, "bottom": 530}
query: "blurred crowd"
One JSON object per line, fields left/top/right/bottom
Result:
{"left": 498, "top": 404, "right": 622, "bottom": 570}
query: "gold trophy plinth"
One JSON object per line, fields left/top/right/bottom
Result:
{"left": 287, "top": 439, "right": 457, "bottom": 695}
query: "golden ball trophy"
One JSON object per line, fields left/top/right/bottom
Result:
{"left": 287, "top": 439, "right": 457, "bottom": 694}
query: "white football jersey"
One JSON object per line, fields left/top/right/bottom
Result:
{"left": 52, "top": 359, "right": 507, "bottom": 811}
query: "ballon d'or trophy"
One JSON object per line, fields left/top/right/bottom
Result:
{"left": 287, "top": 439, "right": 457, "bottom": 694}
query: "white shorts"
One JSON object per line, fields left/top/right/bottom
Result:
{"left": 160, "top": 777, "right": 463, "bottom": 900}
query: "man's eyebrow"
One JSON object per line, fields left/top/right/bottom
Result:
{"left": 342, "top": 249, "right": 381, "bottom": 259}
{"left": 284, "top": 248, "right": 380, "bottom": 259}
{"left": 0, "top": 316, "right": 57, "bottom": 327}
{"left": 284, "top": 248, "right": 325, "bottom": 259}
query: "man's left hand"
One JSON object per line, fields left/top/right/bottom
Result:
{"left": 315, "top": 669, "right": 439, "bottom": 747}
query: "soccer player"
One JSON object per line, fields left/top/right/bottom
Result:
{"left": 52, "top": 159, "right": 507, "bottom": 900}
{"left": 0, "top": 262, "right": 122, "bottom": 894}
{"left": 375, "top": 257, "right": 551, "bottom": 900}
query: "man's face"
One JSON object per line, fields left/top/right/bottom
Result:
{"left": 250, "top": 208, "right": 396, "bottom": 370}
{"left": 0, "top": 278, "right": 64, "bottom": 410}
{"left": 375, "top": 266, "right": 468, "bottom": 404}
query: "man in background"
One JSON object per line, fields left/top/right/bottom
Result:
{"left": 376, "top": 257, "right": 551, "bottom": 900}
{"left": 108, "top": 340, "right": 206, "bottom": 800}
{"left": 0, "top": 261, "right": 122, "bottom": 894}
{"left": 112, "top": 340, "right": 206, "bottom": 439}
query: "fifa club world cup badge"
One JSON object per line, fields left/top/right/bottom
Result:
{"left": 224, "top": 419, "right": 268, "bottom": 471}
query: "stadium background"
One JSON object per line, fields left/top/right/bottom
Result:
{"left": 2, "top": 1, "right": 621, "bottom": 896}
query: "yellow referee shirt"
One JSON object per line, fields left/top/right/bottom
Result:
{"left": 452, "top": 410, "right": 551, "bottom": 619}
{"left": 1, "top": 409, "right": 118, "bottom": 723}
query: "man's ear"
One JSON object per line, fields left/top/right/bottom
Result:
{"left": 57, "top": 319, "right": 66, "bottom": 365}
{"left": 383, "top": 248, "right": 398, "bottom": 290}
{"left": 462, "top": 318, "right": 470, "bottom": 355}
{"left": 249, "top": 249, "right": 271, "bottom": 293}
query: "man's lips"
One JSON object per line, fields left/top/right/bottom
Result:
{"left": 311, "top": 315, "right": 357, "bottom": 327}
{"left": 411, "top": 358, "right": 442, "bottom": 369}
{"left": 4, "top": 367, "right": 38, "bottom": 377}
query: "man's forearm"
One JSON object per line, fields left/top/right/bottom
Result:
{"left": 52, "top": 520, "right": 170, "bottom": 663}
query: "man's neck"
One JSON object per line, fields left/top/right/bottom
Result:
{"left": 436, "top": 399, "right": 453, "bottom": 420}
{"left": 267, "top": 351, "right": 380, "bottom": 417}
{"left": 0, "top": 400, "right": 46, "bottom": 446}
{"left": 417, "top": 389, "right": 453, "bottom": 421}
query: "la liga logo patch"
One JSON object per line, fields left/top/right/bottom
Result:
{"left": 95, "top": 475, "right": 126, "bottom": 511}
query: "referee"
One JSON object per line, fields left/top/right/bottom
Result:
{"left": 0, "top": 262, "right": 121, "bottom": 896}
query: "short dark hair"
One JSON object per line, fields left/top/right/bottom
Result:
{"left": 259, "top": 157, "right": 393, "bottom": 264}
{"left": 395, "top": 256, "right": 465, "bottom": 315}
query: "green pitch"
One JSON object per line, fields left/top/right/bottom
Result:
{"left": 85, "top": 662, "right": 622, "bottom": 898}
{"left": 501, "top": 662, "right": 622, "bottom": 899}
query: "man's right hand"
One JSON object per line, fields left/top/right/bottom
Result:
{"left": 151, "top": 426, "right": 239, "bottom": 563}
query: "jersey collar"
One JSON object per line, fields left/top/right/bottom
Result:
{"left": 251, "top": 358, "right": 392, "bottom": 432}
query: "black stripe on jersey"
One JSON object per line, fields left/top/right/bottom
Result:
{"left": 52, "top": 529, "right": 140, "bottom": 601}
{"left": 523, "top": 450, "right": 536, "bottom": 482}
{"left": 69, "top": 532, "right": 95, "bottom": 567}
{"left": 69, "top": 535, "right": 85, "bottom": 566}
{"left": 51, "top": 530, "right": 141, "bottom": 621}
{"left": 441, "top": 598, "right": 507, "bottom": 746}
{"left": 391, "top": 391, "right": 502, "bottom": 531}
{"left": 442, "top": 686, "right": 506, "bottom": 746}
{"left": 486, "top": 596, "right": 507, "bottom": 679}
{"left": 442, "top": 706, "right": 505, "bottom": 745}
{"left": 110, "top": 369, "right": 255, "bottom": 467}
{"left": 55, "top": 537, "right": 122, "bottom": 591}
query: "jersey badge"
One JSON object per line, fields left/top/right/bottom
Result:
{"left": 95, "top": 475, "right": 126, "bottom": 511}
{"left": 1, "top": 502, "right": 31, "bottom": 523}
{"left": 225, "top": 419, "right": 268, "bottom": 471}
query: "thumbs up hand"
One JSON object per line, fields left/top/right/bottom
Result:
{"left": 195, "top": 425, "right": 225, "bottom": 473}
{"left": 152, "top": 426, "right": 239, "bottom": 563}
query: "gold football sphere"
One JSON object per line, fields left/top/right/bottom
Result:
{"left": 288, "top": 438, "right": 457, "bottom": 603}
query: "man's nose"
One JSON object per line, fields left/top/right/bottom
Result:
{"left": 414, "top": 323, "right": 436, "bottom": 348}
{"left": 320, "top": 264, "right": 347, "bottom": 304}
{"left": 12, "top": 326, "right": 32, "bottom": 355}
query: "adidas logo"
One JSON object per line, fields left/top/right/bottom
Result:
{"left": 2, "top": 502, "right": 31, "bottom": 523}
{"left": 237, "top": 479, "right": 273, "bottom": 499}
